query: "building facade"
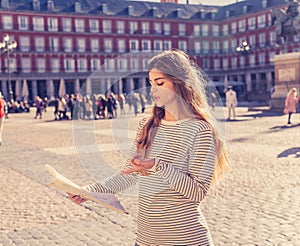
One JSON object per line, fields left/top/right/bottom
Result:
{"left": 0, "top": 0, "right": 299, "bottom": 103}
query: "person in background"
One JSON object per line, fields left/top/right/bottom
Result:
{"left": 68, "top": 50, "right": 229, "bottom": 246}
{"left": 284, "top": 87, "right": 298, "bottom": 124}
{"left": 0, "top": 92, "right": 5, "bottom": 145}
{"left": 225, "top": 85, "right": 238, "bottom": 121}
{"left": 34, "top": 96, "right": 43, "bottom": 119}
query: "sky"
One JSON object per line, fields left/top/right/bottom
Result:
{"left": 133, "top": 0, "right": 239, "bottom": 6}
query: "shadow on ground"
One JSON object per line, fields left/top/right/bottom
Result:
{"left": 277, "top": 147, "right": 300, "bottom": 158}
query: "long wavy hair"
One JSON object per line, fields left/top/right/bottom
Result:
{"left": 137, "top": 50, "right": 229, "bottom": 184}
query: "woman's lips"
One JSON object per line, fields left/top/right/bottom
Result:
{"left": 153, "top": 95, "right": 160, "bottom": 101}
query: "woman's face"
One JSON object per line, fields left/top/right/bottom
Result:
{"left": 149, "top": 69, "right": 177, "bottom": 108}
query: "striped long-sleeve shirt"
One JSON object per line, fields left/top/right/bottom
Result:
{"left": 84, "top": 117, "right": 216, "bottom": 246}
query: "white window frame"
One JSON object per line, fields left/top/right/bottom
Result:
{"left": 118, "top": 58, "right": 127, "bottom": 72}
{"left": 178, "top": 24, "right": 186, "bottom": 36}
{"left": 62, "top": 18, "right": 72, "bottom": 32}
{"left": 35, "top": 37, "right": 45, "bottom": 52}
{"left": 130, "top": 58, "right": 139, "bottom": 71}
{"left": 238, "top": 19, "right": 246, "bottom": 32}
{"left": 178, "top": 40, "right": 187, "bottom": 51}
{"left": 116, "top": 21, "right": 125, "bottom": 34}
{"left": 117, "top": 39, "right": 125, "bottom": 53}
{"left": 154, "top": 22, "right": 162, "bottom": 35}
{"left": 104, "top": 39, "right": 112, "bottom": 52}
{"left": 18, "top": 16, "right": 29, "bottom": 30}
{"left": 129, "top": 39, "right": 139, "bottom": 52}
{"left": 48, "top": 17, "right": 58, "bottom": 32}
{"left": 75, "top": 19, "right": 85, "bottom": 32}
{"left": 78, "top": 58, "right": 87, "bottom": 72}
{"left": 194, "top": 24, "right": 201, "bottom": 37}
{"left": 194, "top": 41, "right": 201, "bottom": 54}
{"left": 49, "top": 37, "right": 59, "bottom": 52}
{"left": 51, "top": 58, "right": 60, "bottom": 73}
{"left": 90, "top": 38, "right": 99, "bottom": 53}
{"left": 36, "top": 58, "right": 46, "bottom": 73}
{"left": 21, "top": 58, "right": 31, "bottom": 73}
{"left": 212, "top": 25, "right": 219, "bottom": 37}
{"left": 64, "top": 38, "right": 73, "bottom": 52}
{"left": 231, "top": 22, "right": 237, "bottom": 34}
{"left": 105, "top": 58, "right": 115, "bottom": 72}
{"left": 20, "top": 36, "right": 30, "bottom": 52}
{"left": 154, "top": 40, "right": 162, "bottom": 51}
{"left": 248, "top": 17, "right": 256, "bottom": 30}
{"left": 163, "top": 40, "right": 172, "bottom": 50}
{"left": 103, "top": 20, "right": 112, "bottom": 33}
{"left": 142, "top": 40, "right": 151, "bottom": 51}
{"left": 64, "top": 59, "right": 75, "bottom": 72}
{"left": 2, "top": 15, "right": 13, "bottom": 30}
{"left": 142, "top": 22, "right": 150, "bottom": 35}
{"left": 201, "top": 24, "right": 209, "bottom": 36}
{"left": 91, "top": 59, "right": 100, "bottom": 72}
{"left": 129, "top": 21, "right": 138, "bottom": 34}
{"left": 89, "top": 19, "right": 99, "bottom": 33}
{"left": 163, "top": 23, "right": 171, "bottom": 35}
{"left": 33, "top": 17, "right": 45, "bottom": 31}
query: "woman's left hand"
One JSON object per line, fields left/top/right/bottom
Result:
{"left": 121, "top": 154, "right": 155, "bottom": 175}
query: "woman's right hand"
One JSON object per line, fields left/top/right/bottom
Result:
{"left": 67, "top": 193, "right": 87, "bottom": 204}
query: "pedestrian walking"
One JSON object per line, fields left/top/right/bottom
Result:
{"left": 34, "top": 96, "right": 43, "bottom": 119}
{"left": 226, "top": 85, "right": 238, "bottom": 120}
{"left": 0, "top": 92, "right": 5, "bottom": 145}
{"left": 284, "top": 87, "right": 298, "bottom": 124}
{"left": 68, "top": 50, "right": 229, "bottom": 246}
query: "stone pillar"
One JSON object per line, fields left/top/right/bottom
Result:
{"left": 100, "top": 78, "right": 106, "bottom": 94}
{"left": 32, "top": 80, "right": 38, "bottom": 99}
{"left": 1, "top": 80, "right": 8, "bottom": 100}
{"left": 75, "top": 78, "right": 80, "bottom": 95}
{"left": 270, "top": 52, "right": 300, "bottom": 111}
{"left": 47, "top": 79, "right": 54, "bottom": 100}
{"left": 266, "top": 71, "right": 273, "bottom": 93}
{"left": 15, "top": 80, "right": 22, "bottom": 101}
{"left": 126, "top": 78, "right": 134, "bottom": 94}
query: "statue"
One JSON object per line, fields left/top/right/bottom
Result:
{"left": 271, "top": 0, "right": 300, "bottom": 44}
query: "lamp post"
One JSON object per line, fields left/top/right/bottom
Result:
{"left": 236, "top": 40, "right": 251, "bottom": 100}
{"left": 0, "top": 34, "right": 17, "bottom": 101}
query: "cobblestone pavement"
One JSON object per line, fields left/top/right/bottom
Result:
{"left": 0, "top": 106, "right": 299, "bottom": 245}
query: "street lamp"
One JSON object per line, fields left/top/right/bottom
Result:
{"left": 0, "top": 34, "right": 18, "bottom": 101}
{"left": 236, "top": 40, "right": 251, "bottom": 100}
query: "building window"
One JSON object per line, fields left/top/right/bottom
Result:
{"left": 163, "top": 23, "right": 171, "bottom": 35}
{"left": 258, "top": 15, "right": 266, "bottom": 28}
{"left": 116, "top": 21, "right": 125, "bottom": 34}
{"left": 223, "top": 40, "right": 229, "bottom": 53}
{"left": 203, "top": 59, "right": 210, "bottom": 69}
{"left": 130, "top": 39, "right": 139, "bottom": 52}
{"left": 212, "top": 25, "right": 219, "bottom": 37}
{"left": 249, "top": 35, "right": 256, "bottom": 48}
{"left": 248, "top": 17, "right": 256, "bottom": 30}
{"left": 223, "top": 58, "right": 229, "bottom": 69}
{"left": 48, "top": 18, "right": 58, "bottom": 32}
{"left": 90, "top": 38, "right": 99, "bottom": 53}
{"left": 178, "top": 24, "right": 186, "bottom": 36}
{"left": 154, "top": 40, "right": 162, "bottom": 51}
{"left": 129, "top": 21, "right": 138, "bottom": 34}
{"left": 230, "top": 39, "right": 237, "bottom": 52}
{"left": 77, "top": 38, "right": 86, "bottom": 52}
{"left": 194, "top": 25, "right": 200, "bottom": 37}
{"left": 104, "top": 39, "right": 112, "bottom": 52}
{"left": 36, "top": 58, "right": 46, "bottom": 73}
{"left": 222, "top": 24, "right": 229, "bottom": 36}
{"left": 21, "top": 58, "right": 31, "bottom": 73}
{"left": 35, "top": 37, "right": 45, "bottom": 52}
{"left": 103, "top": 20, "right": 112, "bottom": 33}
{"left": 231, "top": 57, "right": 237, "bottom": 69}
{"left": 270, "top": 32, "right": 276, "bottom": 45}
{"left": 20, "top": 36, "right": 30, "bottom": 52}
{"left": 202, "top": 41, "right": 209, "bottom": 54}
{"left": 259, "top": 33, "right": 266, "bottom": 47}
{"left": 131, "top": 59, "right": 139, "bottom": 71}
{"left": 238, "top": 19, "right": 246, "bottom": 32}
{"left": 231, "top": 22, "right": 237, "bottom": 34}
{"left": 105, "top": 58, "right": 115, "bottom": 72}
{"left": 154, "top": 22, "right": 162, "bottom": 35}
{"left": 2, "top": 15, "right": 13, "bottom": 30}
{"left": 213, "top": 41, "right": 220, "bottom": 54}
{"left": 49, "top": 37, "right": 59, "bottom": 52}
{"left": 64, "top": 59, "right": 75, "bottom": 72}
{"left": 142, "top": 40, "right": 151, "bottom": 51}
{"left": 259, "top": 53, "right": 265, "bottom": 65}
{"left": 194, "top": 41, "right": 201, "bottom": 54}
{"left": 249, "top": 54, "right": 255, "bottom": 66}
{"left": 91, "top": 59, "right": 100, "bottom": 72}
{"left": 75, "top": 19, "right": 85, "bottom": 32}
{"left": 142, "top": 22, "right": 150, "bottom": 35}
{"left": 163, "top": 40, "right": 171, "bottom": 50}
{"left": 117, "top": 39, "right": 125, "bottom": 53}
{"left": 214, "top": 59, "right": 220, "bottom": 69}
{"left": 78, "top": 58, "right": 87, "bottom": 72}
{"left": 33, "top": 17, "right": 45, "bottom": 31}
{"left": 18, "top": 16, "right": 29, "bottom": 30}
{"left": 64, "top": 38, "right": 73, "bottom": 52}
{"left": 62, "top": 18, "right": 72, "bottom": 32}
{"left": 51, "top": 58, "right": 60, "bottom": 73}
{"left": 201, "top": 24, "right": 209, "bottom": 36}
{"left": 118, "top": 58, "right": 127, "bottom": 72}
{"left": 178, "top": 40, "right": 187, "bottom": 51}
{"left": 143, "top": 59, "right": 149, "bottom": 70}
{"left": 89, "top": 19, "right": 99, "bottom": 33}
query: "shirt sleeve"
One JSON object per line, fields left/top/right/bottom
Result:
{"left": 82, "top": 117, "right": 149, "bottom": 193}
{"left": 154, "top": 128, "right": 216, "bottom": 203}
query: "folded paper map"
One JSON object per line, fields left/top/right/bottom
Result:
{"left": 45, "top": 164, "right": 128, "bottom": 214}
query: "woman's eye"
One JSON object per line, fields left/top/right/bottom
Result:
{"left": 157, "top": 82, "right": 164, "bottom": 86}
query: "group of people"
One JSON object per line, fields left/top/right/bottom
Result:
{"left": 50, "top": 92, "right": 147, "bottom": 121}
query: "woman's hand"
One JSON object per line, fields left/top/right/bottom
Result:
{"left": 121, "top": 154, "right": 155, "bottom": 175}
{"left": 67, "top": 193, "right": 87, "bottom": 204}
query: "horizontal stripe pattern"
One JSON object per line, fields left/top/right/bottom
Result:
{"left": 84, "top": 117, "right": 216, "bottom": 245}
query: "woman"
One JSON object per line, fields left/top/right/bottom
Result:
{"left": 285, "top": 87, "right": 298, "bottom": 124}
{"left": 69, "top": 50, "right": 229, "bottom": 245}
{"left": 0, "top": 92, "right": 5, "bottom": 145}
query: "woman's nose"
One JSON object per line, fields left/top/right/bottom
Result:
{"left": 150, "top": 86, "right": 157, "bottom": 93}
